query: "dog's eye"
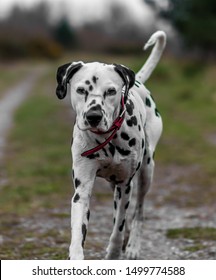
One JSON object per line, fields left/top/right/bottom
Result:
{"left": 106, "top": 88, "right": 117, "bottom": 96}
{"left": 76, "top": 87, "right": 86, "bottom": 94}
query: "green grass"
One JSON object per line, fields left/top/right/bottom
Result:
{"left": 167, "top": 227, "right": 216, "bottom": 241}
{"left": 183, "top": 244, "right": 207, "bottom": 253}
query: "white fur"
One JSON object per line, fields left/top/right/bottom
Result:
{"left": 136, "top": 30, "right": 166, "bottom": 83}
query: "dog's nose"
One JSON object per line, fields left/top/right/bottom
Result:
{"left": 86, "top": 108, "right": 103, "bottom": 127}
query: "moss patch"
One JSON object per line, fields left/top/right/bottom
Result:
{"left": 166, "top": 227, "right": 216, "bottom": 241}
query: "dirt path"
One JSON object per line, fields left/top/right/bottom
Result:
{"left": 0, "top": 69, "right": 42, "bottom": 163}
{"left": 21, "top": 171, "right": 216, "bottom": 260}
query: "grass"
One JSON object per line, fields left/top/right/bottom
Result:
{"left": 167, "top": 227, "right": 216, "bottom": 241}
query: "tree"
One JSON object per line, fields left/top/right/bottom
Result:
{"left": 53, "top": 18, "right": 77, "bottom": 49}
{"left": 146, "top": 0, "right": 216, "bottom": 52}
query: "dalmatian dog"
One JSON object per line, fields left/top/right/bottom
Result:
{"left": 56, "top": 31, "right": 166, "bottom": 259}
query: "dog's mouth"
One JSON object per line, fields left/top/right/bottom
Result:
{"left": 89, "top": 127, "right": 107, "bottom": 134}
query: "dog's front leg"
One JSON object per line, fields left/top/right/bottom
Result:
{"left": 105, "top": 182, "right": 133, "bottom": 259}
{"left": 69, "top": 161, "right": 96, "bottom": 260}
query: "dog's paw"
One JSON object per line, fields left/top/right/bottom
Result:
{"left": 125, "top": 220, "right": 143, "bottom": 259}
{"left": 125, "top": 246, "right": 140, "bottom": 260}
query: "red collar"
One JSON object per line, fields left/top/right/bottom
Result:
{"left": 81, "top": 96, "right": 126, "bottom": 157}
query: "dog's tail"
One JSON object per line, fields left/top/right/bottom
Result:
{"left": 136, "top": 31, "right": 166, "bottom": 84}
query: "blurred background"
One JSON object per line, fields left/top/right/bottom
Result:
{"left": 0, "top": 0, "right": 216, "bottom": 260}
{"left": 0, "top": 0, "right": 215, "bottom": 60}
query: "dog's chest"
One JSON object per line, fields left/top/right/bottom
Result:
{"left": 95, "top": 143, "right": 141, "bottom": 184}
{"left": 95, "top": 123, "right": 145, "bottom": 183}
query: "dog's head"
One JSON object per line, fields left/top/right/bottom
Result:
{"left": 56, "top": 61, "right": 135, "bottom": 132}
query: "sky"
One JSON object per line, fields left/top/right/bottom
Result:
{"left": 0, "top": 0, "right": 162, "bottom": 27}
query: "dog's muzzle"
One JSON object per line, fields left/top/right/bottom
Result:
{"left": 86, "top": 105, "right": 103, "bottom": 128}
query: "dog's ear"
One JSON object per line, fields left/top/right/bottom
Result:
{"left": 114, "top": 64, "right": 135, "bottom": 102}
{"left": 56, "top": 62, "right": 83, "bottom": 99}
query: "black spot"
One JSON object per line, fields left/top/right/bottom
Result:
{"left": 126, "top": 99, "right": 134, "bottom": 116}
{"left": 110, "top": 174, "right": 116, "bottom": 182}
{"left": 85, "top": 80, "right": 90, "bottom": 85}
{"left": 117, "top": 187, "right": 121, "bottom": 200}
{"left": 84, "top": 90, "right": 89, "bottom": 102}
{"left": 92, "top": 76, "right": 98, "bottom": 84}
{"left": 136, "top": 162, "right": 141, "bottom": 171}
{"left": 87, "top": 153, "right": 100, "bottom": 159}
{"left": 116, "top": 146, "right": 131, "bottom": 156}
{"left": 138, "top": 125, "right": 141, "bottom": 131}
{"left": 113, "top": 218, "right": 116, "bottom": 225}
{"left": 74, "top": 178, "right": 81, "bottom": 188}
{"left": 87, "top": 210, "right": 90, "bottom": 221}
{"left": 121, "top": 132, "right": 130, "bottom": 141}
{"left": 125, "top": 185, "right": 131, "bottom": 194}
{"left": 110, "top": 174, "right": 124, "bottom": 184}
{"left": 89, "top": 85, "right": 93, "bottom": 91}
{"left": 125, "top": 201, "right": 130, "bottom": 210}
{"left": 127, "top": 116, "right": 137, "bottom": 127}
{"left": 73, "top": 193, "right": 80, "bottom": 203}
{"left": 144, "top": 149, "right": 147, "bottom": 156}
{"left": 114, "top": 201, "right": 117, "bottom": 210}
{"left": 82, "top": 223, "right": 87, "bottom": 247}
{"left": 129, "top": 138, "right": 136, "bottom": 147}
{"left": 155, "top": 108, "right": 160, "bottom": 117}
{"left": 126, "top": 173, "right": 135, "bottom": 189}
{"left": 104, "top": 118, "right": 108, "bottom": 128}
{"left": 119, "top": 219, "right": 125, "bottom": 232}
{"left": 96, "top": 140, "right": 108, "bottom": 157}
{"left": 113, "top": 133, "right": 118, "bottom": 139}
{"left": 145, "top": 97, "right": 151, "bottom": 107}
{"left": 72, "top": 169, "right": 74, "bottom": 179}
{"left": 89, "top": 99, "right": 96, "bottom": 106}
{"left": 147, "top": 157, "right": 151, "bottom": 164}
{"left": 108, "top": 143, "right": 115, "bottom": 157}
{"left": 142, "top": 139, "right": 145, "bottom": 149}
